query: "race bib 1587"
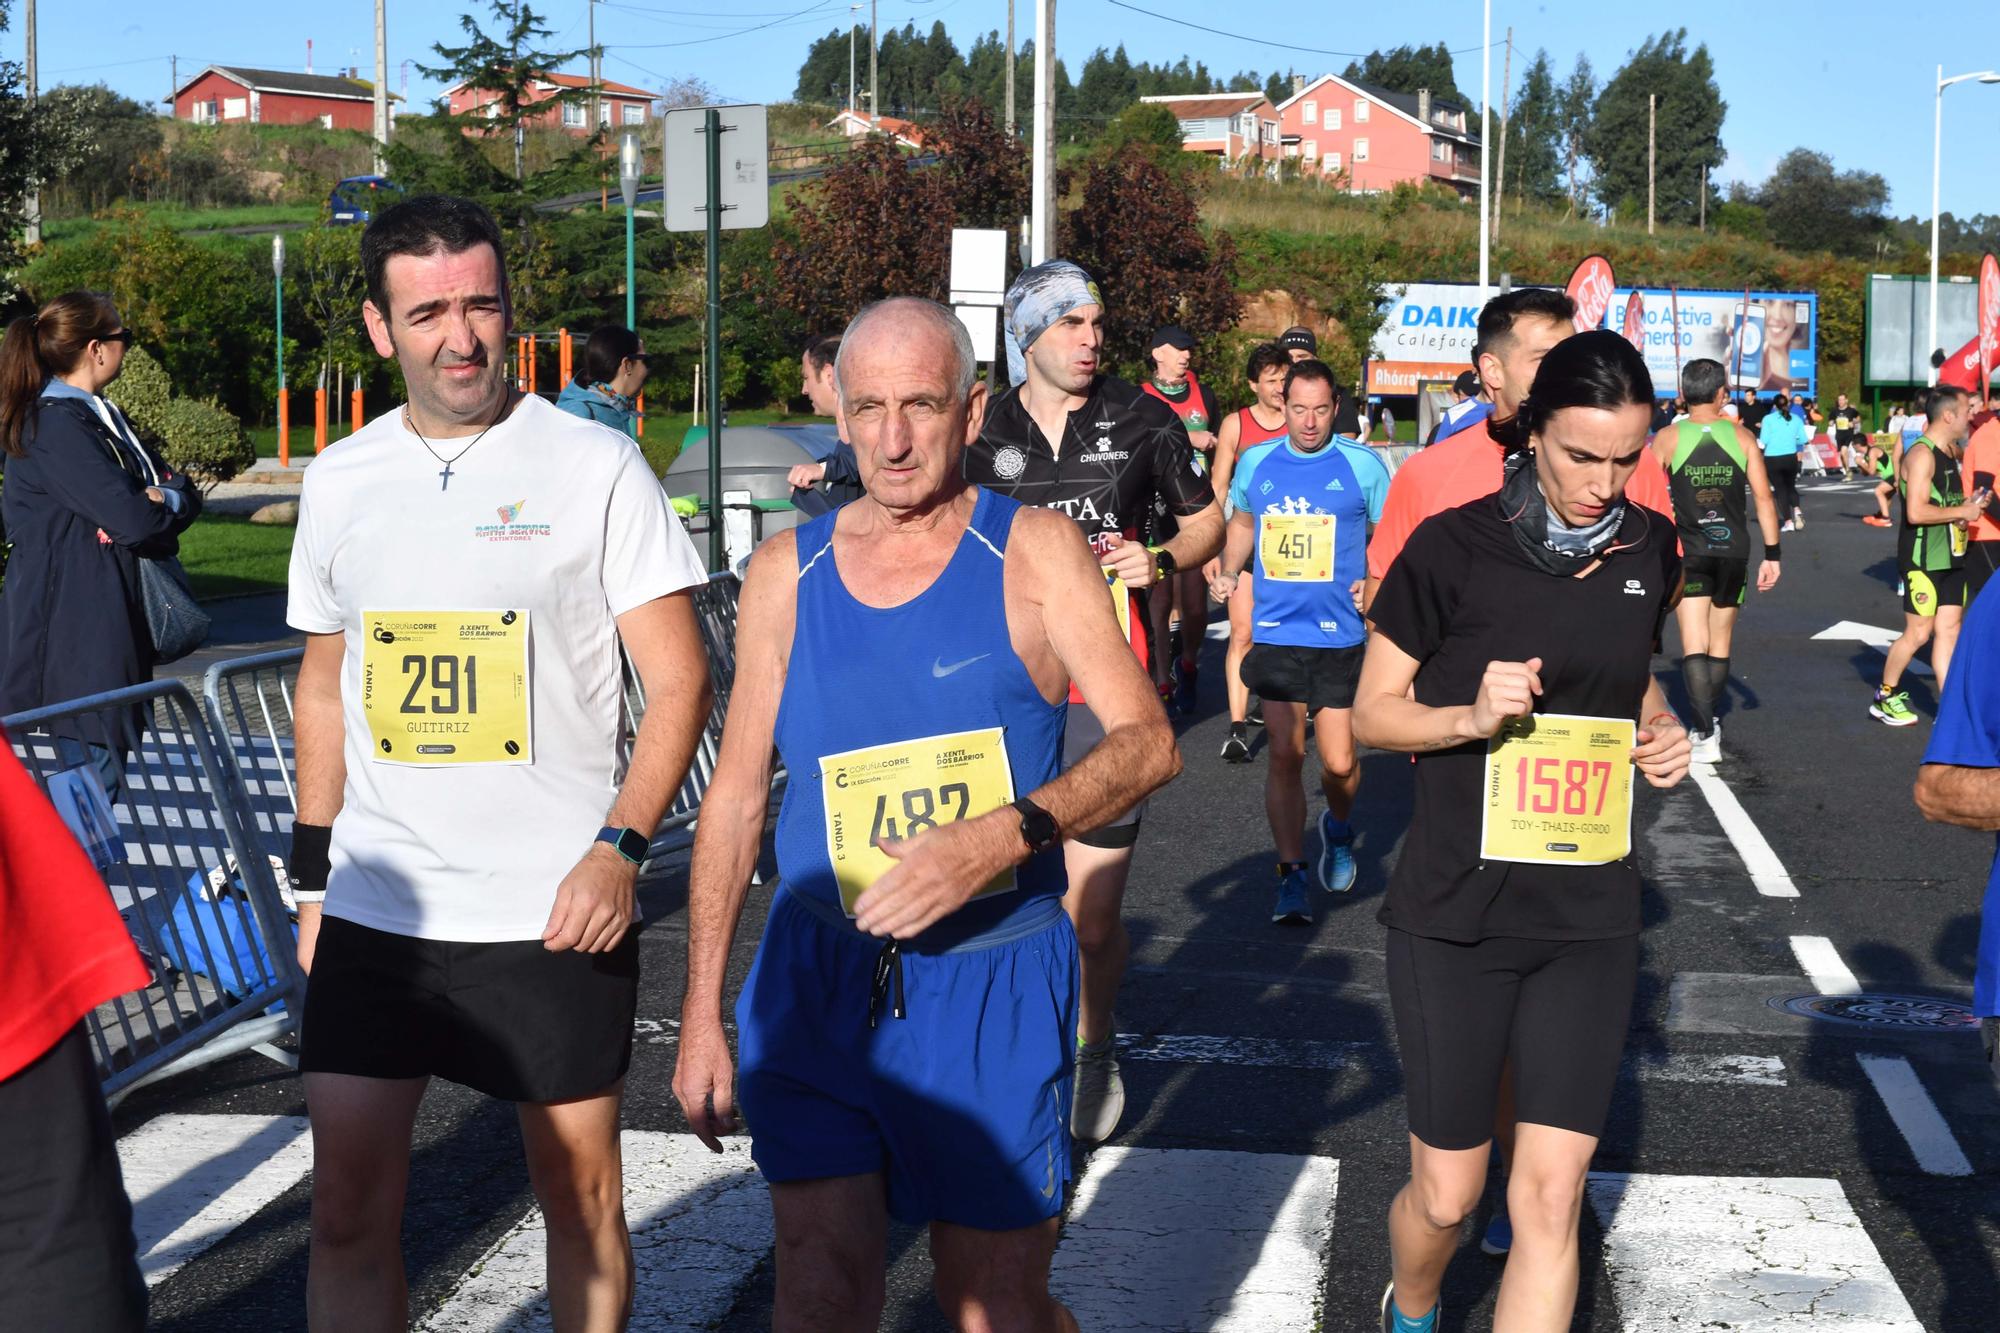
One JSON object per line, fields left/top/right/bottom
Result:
{"left": 1479, "top": 713, "right": 1634, "bottom": 866}
{"left": 362, "top": 609, "right": 532, "bottom": 767}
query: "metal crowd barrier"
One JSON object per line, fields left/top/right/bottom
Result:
{"left": 4, "top": 680, "right": 306, "bottom": 1104}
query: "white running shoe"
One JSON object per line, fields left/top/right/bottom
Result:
{"left": 1689, "top": 723, "right": 1722, "bottom": 765}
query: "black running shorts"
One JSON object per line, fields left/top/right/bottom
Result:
{"left": 1241, "top": 643, "right": 1364, "bottom": 714}
{"left": 1680, "top": 556, "right": 1748, "bottom": 609}
{"left": 1903, "top": 567, "right": 1968, "bottom": 619}
{"left": 302, "top": 915, "right": 638, "bottom": 1102}
{"left": 1386, "top": 929, "right": 1639, "bottom": 1151}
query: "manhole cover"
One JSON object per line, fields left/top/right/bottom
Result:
{"left": 1771, "top": 993, "right": 1978, "bottom": 1031}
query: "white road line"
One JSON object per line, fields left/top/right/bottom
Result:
{"left": 1050, "top": 1147, "right": 1337, "bottom": 1331}
{"left": 1790, "top": 935, "right": 1864, "bottom": 996}
{"left": 420, "top": 1133, "right": 770, "bottom": 1331}
{"left": 116, "top": 1113, "right": 313, "bottom": 1286}
{"left": 1686, "top": 766, "right": 1801, "bottom": 897}
{"left": 1855, "top": 1054, "right": 1975, "bottom": 1178}
{"left": 1116, "top": 1033, "right": 1788, "bottom": 1086}
{"left": 1630, "top": 1052, "right": 1789, "bottom": 1087}
{"left": 1586, "top": 1172, "right": 1923, "bottom": 1330}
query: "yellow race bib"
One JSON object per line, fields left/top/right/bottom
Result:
{"left": 1259, "top": 513, "right": 1335, "bottom": 582}
{"left": 1479, "top": 713, "right": 1634, "bottom": 865}
{"left": 820, "top": 727, "right": 1018, "bottom": 917}
{"left": 362, "top": 609, "right": 532, "bottom": 766}
{"left": 1105, "top": 567, "right": 1133, "bottom": 641}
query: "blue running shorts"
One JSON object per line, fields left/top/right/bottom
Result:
{"left": 735, "top": 889, "right": 1079, "bottom": 1230}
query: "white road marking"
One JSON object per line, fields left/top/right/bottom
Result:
{"left": 1116, "top": 1032, "right": 1787, "bottom": 1086}
{"left": 1855, "top": 1054, "right": 1975, "bottom": 1178}
{"left": 1050, "top": 1147, "right": 1337, "bottom": 1331}
{"left": 1812, "top": 620, "right": 1933, "bottom": 676}
{"left": 1629, "top": 1051, "right": 1789, "bottom": 1087}
{"left": 1687, "top": 766, "right": 1800, "bottom": 897}
{"left": 1586, "top": 1172, "right": 1923, "bottom": 1330}
{"left": 420, "top": 1133, "right": 770, "bottom": 1331}
{"left": 1791, "top": 935, "right": 1864, "bottom": 996}
{"left": 116, "top": 1113, "right": 313, "bottom": 1286}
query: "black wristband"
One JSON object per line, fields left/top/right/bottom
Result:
{"left": 289, "top": 822, "right": 333, "bottom": 896}
{"left": 1765, "top": 543, "right": 1782, "bottom": 561}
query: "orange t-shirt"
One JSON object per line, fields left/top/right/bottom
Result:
{"left": 1366, "top": 418, "right": 1675, "bottom": 580}
{"left": 1963, "top": 418, "right": 2000, "bottom": 543}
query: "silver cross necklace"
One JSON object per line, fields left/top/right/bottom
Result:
{"left": 405, "top": 401, "right": 508, "bottom": 491}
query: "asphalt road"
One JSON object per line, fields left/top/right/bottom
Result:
{"left": 118, "top": 471, "right": 2000, "bottom": 1331}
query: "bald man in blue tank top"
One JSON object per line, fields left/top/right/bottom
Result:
{"left": 673, "top": 297, "right": 1179, "bottom": 1332}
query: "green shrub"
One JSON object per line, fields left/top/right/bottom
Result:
{"left": 103, "top": 345, "right": 174, "bottom": 440}
{"left": 155, "top": 397, "right": 255, "bottom": 492}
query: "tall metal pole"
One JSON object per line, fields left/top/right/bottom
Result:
{"left": 1031, "top": 0, "right": 1055, "bottom": 263}
{"left": 373, "top": 0, "right": 389, "bottom": 175}
{"left": 274, "top": 235, "right": 289, "bottom": 468}
{"left": 848, "top": 8, "right": 857, "bottom": 112}
{"left": 1005, "top": 0, "right": 1017, "bottom": 137}
{"left": 1647, "top": 93, "right": 1656, "bottom": 236}
{"left": 588, "top": 0, "right": 600, "bottom": 134}
{"left": 704, "top": 108, "right": 725, "bottom": 571}
{"left": 1476, "top": 0, "right": 1489, "bottom": 299}
{"left": 869, "top": 0, "right": 879, "bottom": 127}
{"left": 1490, "top": 28, "right": 1511, "bottom": 249}
{"left": 23, "top": 0, "right": 37, "bottom": 248}
{"left": 1930, "top": 66, "right": 1945, "bottom": 385}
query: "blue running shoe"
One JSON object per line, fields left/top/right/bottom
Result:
{"left": 1380, "top": 1282, "right": 1439, "bottom": 1332}
{"left": 1271, "top": 865, "right": 1312, "bottom": 925}
{"left": 1480, "top": 1203, "right": 1512, "bottom": 1256}
{"left": 1318, "top": 811, "right": 1356, "bottom": 893}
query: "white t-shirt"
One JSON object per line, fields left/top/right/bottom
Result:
{"left": 287, "top": 394, "right": 707, "bottom": 941}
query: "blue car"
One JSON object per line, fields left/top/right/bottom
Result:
{"left": 327, "top": 176, "right": 403, "bottom": 226}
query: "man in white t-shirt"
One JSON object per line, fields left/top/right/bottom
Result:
{"left": 286, "top": 195, "right": 712, "bottom": 1331}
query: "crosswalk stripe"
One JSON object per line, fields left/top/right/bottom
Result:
{"left": 117, "top": 1113, "right": 313, "bottom": 1286}
{"left": 418, "top": 1134, "right": 770, "bottom": 1331}
{"left": 1856, "top": 1054, "right": 1975, "bottom": 1177}
{"left": 1050, "top": 1146, "right": 1338, "bottom": 1331}
{"left": 1586, "top": 1172, "right": 1923, "bottom": 1331}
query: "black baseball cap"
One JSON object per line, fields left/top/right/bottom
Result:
{"left": 1149, "top": 325, "right": 1193, "bottom": 351}
{"left": 1278, "top": 325, "right": 1318, "bottom": 353}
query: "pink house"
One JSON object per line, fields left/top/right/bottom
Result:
{"left": 443, "top": 72, "right": 655, "bottom": 136}
{"left": 1273, "top": 74, "right": 1481, "bottom": 199}
{"left": 1138, "top": 93, "right": 1281, "bottom": 164}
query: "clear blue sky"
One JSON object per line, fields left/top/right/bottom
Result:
{"left": 27, "top": 0, "right": 2000, "bottom": 219}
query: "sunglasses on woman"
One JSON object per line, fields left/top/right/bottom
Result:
{"left": 100, "top": 330, "right": 135, "bottom": 347}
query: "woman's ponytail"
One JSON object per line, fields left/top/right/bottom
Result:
{"left": 0, "top": 291, "right": 122, "bottom": 459}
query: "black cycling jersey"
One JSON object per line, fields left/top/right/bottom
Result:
{"left": 969, "top": 375, "right": 1214, "bottom": 687}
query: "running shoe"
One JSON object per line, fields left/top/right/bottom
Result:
{"left": 1870, "top": 689, "right": 1918, "bottom": 727}
{"left": 1780, "top": 521, "right": 1796, "bottom": 533}
{"left": 1071, "top": 1031, "right": 1126, "bottom": 1142}
{"left": 1272, "top": 865, "right": 1313, "bottom": 924}
{"left": 1793, "top": 510, "right": 1806, "bottom": 529}
{"left": 1380, "top": 1281, "right": 1439, "bottom": 1332}
{"left": 1862, "top": 515, "right": 1891, "bottom": 527}
{"left": 1247, "top": 697, "right": 1265, "bottom": 727}
{"left": 1156, "top": 680, "right": 1176, "bottom": 717}
{"left": 1480, "top": 1203, "right": 1513, "bottom": 1256}
{"left": 1689, "top": 722, "right": 1722, "bottom": 765}
{"left": 1173, "top": 659, "right": 1199, "bottom": 716}
{"left": 1318, "top": 811, "right": 1357, "bottom": 893}
{"left": 1220, "top": 725, "right": 1251, "bottom": 763}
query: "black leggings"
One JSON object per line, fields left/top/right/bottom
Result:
{"left": 1765, "top": 454, "right": 1801, "bottom": 521}
{"left": 1386, "top": 930, "right": 1639, "bottom": 1151}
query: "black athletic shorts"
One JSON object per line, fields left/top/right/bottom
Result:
{"left": 302, "top": 915, "right": 639, "bottom": 1102}
{"left": 1241, "top": 643, "right": 1364, "bottom": 714}
{"left": 1902, "top": 566, "right": 1968, "bottom": 619}
{"left": 1680, "top": 556, "right": 1748, "bottom": 608}
{"left": 1064, "top": 707, "right": 1143, "bottom": 849}
{"left": 1385, "top": 929, "right": 1639, "bottom": 1151}
{"left": 1968, "top": 541, "right": 2000, "bottom": 603}
{"left": 0, "top": 1026, "right": 147, "bottom": 1333}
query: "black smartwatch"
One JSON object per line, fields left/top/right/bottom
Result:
{"left": 1153, "top": 546, "right": 1178, "bottom": 581}
{"left": 1012, "top": 798, "right": 1061, "bottom": 855}
{"left": 596, "top": 825, "right": 649, "bottom": 865}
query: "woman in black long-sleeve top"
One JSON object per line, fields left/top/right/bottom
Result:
{"left": 0, "top": 292, "right": 201, "bottom": 724}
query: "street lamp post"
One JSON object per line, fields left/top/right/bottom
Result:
{"left": 274, "top": 234, "right": 288, "bottom": 467}
{"left": 1929, "top": 66, "right": 2000, "bottom": 383}
{"left": 619, "top": 132, "right": 642, "bottom": 440}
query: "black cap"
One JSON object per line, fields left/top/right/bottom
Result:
{"left": 1278, "top": 325, "right": 1318, "bottom": 353}
{"left": 1149, "top": 325, "right": 1193, "bottom": 351}
{"left": 1451, "top": 369, "right": 1479, "bottom": 396}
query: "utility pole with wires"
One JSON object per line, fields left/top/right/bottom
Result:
{"left": 1476, "top": 0, "right": 1490, "bottom": 298}
{"left": 24, "top": 0, "right": 37, "bottom": 248}
{"left": 1647, "top": 92, "right": 1657, "bottom": 235}
{"left": 1031, "top": 0, "right": 1055, "bottom": 262}
{"left": 868, "top": 0, "right": 879, "bottom": 127}
{"left": 848, "top": 5, "right": 860, "bottom": 112}
{"left": 1005, "top": 0, "right": 1016, "bottom": 138}
{"left": 169, "top": 53, "right": 178, "bottom": 109}
{"left": 1699, "top": 162, "right": 1707, "bottom": 231}
{"left": 1490, "top": 27, "right": 1512, "bottom": 249}
{"left": 373, "top": 0, "right": 389, "bottom": 175}
{"left": 588, "top": 0, "right": 600, "bottom": 135}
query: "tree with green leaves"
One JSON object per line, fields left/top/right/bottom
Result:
{"left": 0, "top": 0, "right": 89, "bottom": 294}
{"left": 1341, "top": 43, "right": 1462, "bottom": 101}
{"left": 1558, "top": 55, "right": 1596, "bottom": 213}
{"left": 1265, "top": 70, "right": 1298, "bottom": 107}
{"left": 43, "top": 84, "right": 162, "bottom": 217}
{"left": 1755, "top": 149, "right": 1889, "bottom": 257}
{"left": 1505, "top": 51, "right": 1564, "bottom": 206}
{"left": 1583, "top": 30, "right": 1724, "bottom": 226}
{"left": 423, "top": 0, "right": 591, "bottom": 180}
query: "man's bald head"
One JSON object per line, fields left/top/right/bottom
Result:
{"left": 835, "top": 297, "right": 978, "bottom": 409}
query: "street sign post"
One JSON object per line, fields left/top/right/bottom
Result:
{"left": 664, "top": 104, "right": 770, "bottom": 570}
{"left": 949, "top": 227, "right": 1009, "bottom": 371}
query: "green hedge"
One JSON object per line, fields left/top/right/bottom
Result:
{"left": 106, "top": 347, "right": 255, "bottom": 490}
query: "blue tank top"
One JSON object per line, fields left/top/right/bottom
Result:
{"left": 773, "top": 487, "right": 1067, "bottom": 951}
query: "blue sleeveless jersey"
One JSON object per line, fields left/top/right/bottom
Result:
{"left": 1227, "top": 436, "right": 1389, "bottom": 648}
{"left": 773, "top": 488, "right": 1068, "bottom": 950}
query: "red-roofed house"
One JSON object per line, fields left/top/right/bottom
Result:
{"left": 1274, "top": 74, "right": 1481, "bottom": 199}
{"left": 1138, "top": 93, "right": 1280, "bottom": 165}
{"left": 444, "top": 72, "right": 656, "bottom": 134}
{"left": 826, "top": 109, "right": 929, "bottom": 151}
{"left": 171, "top": 66, "right": 397, "bottom": 131}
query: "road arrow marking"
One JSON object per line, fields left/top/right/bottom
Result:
{"left": 1811, "top": 620, "right": 1932, "bottom": 676}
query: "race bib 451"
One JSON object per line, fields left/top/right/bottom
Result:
{"left": 362, "top": 609, "right": 532, "bottom": 766}
{"left": 1479, "top": 713, "right": 1634, "bottom": 866}
{"left": 1259, "top": 513, "right": 1335, "bottom": 582}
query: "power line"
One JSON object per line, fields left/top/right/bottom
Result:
{"left": 613, "top": 0, "right": 847, "bottom": 48}
{"left": 1102, "top": 0, "right": 1485, "bottom": 63}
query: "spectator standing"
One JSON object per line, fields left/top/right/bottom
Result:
{"left": 0, "top": 292, "right": 200, "bottom": 729}
{"left": 1759, "top": 392, "right": 1807, "bottom": 530}
{"left": 553, "top": 325, "right": 648, "bottom": 437}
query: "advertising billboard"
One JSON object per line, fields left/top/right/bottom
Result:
{"left": 1366, "top": 282, "right": 1484, "bottom": 394}
{"left": 1607, "top": 287, "right": 1818, "bottom": 399}
{"left": 1866, "top": 273, "right": 1981, "bottom": 386}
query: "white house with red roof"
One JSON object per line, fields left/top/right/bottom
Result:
{"left": 444, "top": 72, "right": 656, "bottom": 135}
